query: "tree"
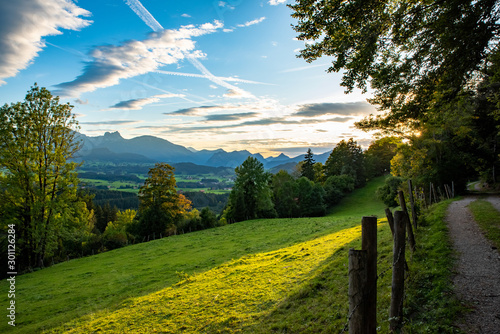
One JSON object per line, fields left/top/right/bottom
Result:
{"left": 133, "top": 163, "right": 191, "bottom": 238}
{"left": 365, "top": 137, "right": 402, "bottom": 177}
{"left": 296, "top": 177, "right": 326, "bottom": 217}
{"left": 200, "top": 207, "right": 218, "bottom": 229}
{"left": 376, "top": 176, "right": 403, "bottom": 208}
{"left": 0, "top": 84, "right": 86, "bottom": 270}
{"left": 271, "top": 170, "right": 299, "bottom": 218}
{"left": 301, "top": 148, "right": 315, "bottom": 180}
{"left": 226, "top": 157, "right": 276, "bottom": 222}
{"left": 289, "top": 0, "right": 500, "bottom": 132}
{"left": 323, "top": 174, "right": 355, "bottom": 205}
{"left": 324, "top": 138, "right": 366, "bottom": 187}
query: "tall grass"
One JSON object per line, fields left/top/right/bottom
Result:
{"left": 403, "top": 199, "right": 464, "bottom": 333}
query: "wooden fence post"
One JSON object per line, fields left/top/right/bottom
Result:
{"left": 390, "top": 211, "right": 406, "bottom": 332}
{"left": 385, "top": 208, "right": 395, "bottom": 238}
{"left": 362, "top": 216, "right": 377, "bottom": 334}
{"left": 349, "top": 249, "right": 368, "bottom": 334}
{"left": 407, "top": 180, "right": 418, "bottom": 229}
{"left": 398, "top": 191, "right": 416, "bottom": 252}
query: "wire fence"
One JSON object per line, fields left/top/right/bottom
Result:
{"left": 343, "top": 179, "right": 455, "bottom": 333}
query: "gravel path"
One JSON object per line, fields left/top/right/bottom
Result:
{"left": 446, "top": 197, "right": 500, "bottom": 333}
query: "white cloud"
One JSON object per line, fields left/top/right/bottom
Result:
{"left": 268, "top": 0, "right": 287, "bottom": 5}
{"left": 181, "top": 13, "right": 191, "bottom": 18}
{"left": 55, "top": 21, "right": 224, "bottom": 97}
{"left": 109, "top": 93, "right": 185, "bottom": 110}
{"left": 223, "top": 88, "right": 253, "bottom": 99}
{"left": 237, "top": 17, "right": 266, "bottom": 28}
{"left": 0, "top": 0, "right": 92, "bottom": 85}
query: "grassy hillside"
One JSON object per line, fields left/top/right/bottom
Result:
{"left": 0, "top": 177, "right": 387, "bottom": 333}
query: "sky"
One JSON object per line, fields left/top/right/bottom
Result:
{"left": 0, "top": 0, "right": 379, "bottom": 157}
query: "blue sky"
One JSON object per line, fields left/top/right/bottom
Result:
{"left": 0, "top": 0, "right": 378, "bottom": 157}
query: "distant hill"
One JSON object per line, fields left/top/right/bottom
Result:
{"left": 74, "top": 131, "right": 331, "bottom": 169}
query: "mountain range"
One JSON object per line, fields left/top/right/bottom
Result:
{"left": 75, "top": 132, "right": 332, "bottom": 169}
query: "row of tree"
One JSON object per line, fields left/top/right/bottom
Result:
{"left": 221, "top": 137, "right": 400, "bottom": 223}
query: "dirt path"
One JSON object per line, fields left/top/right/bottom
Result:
{"left": 446, "top": 197, "right": 500, "bottom": 333}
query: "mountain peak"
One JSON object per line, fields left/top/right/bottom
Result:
{"left": 103, "top": 131, "right": 124, "bottom": 140}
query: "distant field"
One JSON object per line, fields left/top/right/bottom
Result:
{"left": 80, "top": 173, "right": 233, "bottom": 194}
{"left": 0, "top": 177, "right": 387, "bottom": 333}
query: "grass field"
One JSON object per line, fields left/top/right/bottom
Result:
{"left": 0, "top": 176, "right": 460, "bottom": 333}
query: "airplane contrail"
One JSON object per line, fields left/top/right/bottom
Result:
{"left": 123, "top": 0, "right": 256, "bottom": 96}
{"left": 155, "top": 70, "right": 273, "bottom": 85}
{"left": 124, "top": 0, "right": 162, "bottom": 32}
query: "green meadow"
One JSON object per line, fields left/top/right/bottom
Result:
{"left": 0, "top": 176, "right": 459, "bottom": 333}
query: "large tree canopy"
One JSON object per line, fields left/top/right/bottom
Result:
{"left": 290, "top": 0, "right": 500, "bottom": 131}
{"left": 0, "top": 84, "right": 87, "bottom": 269}
{"left": 134, "top": 163, "right": 191, "bottom": 237}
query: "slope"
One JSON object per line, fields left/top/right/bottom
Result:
{"left": 0, "top": 177, "right": 386, "bottom": 333}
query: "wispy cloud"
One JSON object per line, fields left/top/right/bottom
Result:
{"left": 205, "top": 112, "right": 259, "bottom": 121}
{"left": 165, "top": 102, "right": 268, "bottom": 117}
{"left": 294, "top": 102, "right": 376, "bottom": 117}
{"left": 155, "top": 70, "right": 271, "bottom": 85}
{"left": 281, "top": 63, "right": 327, "bottom": 73}
{"left": 109, "top": 93, "right": 185, "bottom": 110}
{"left": 181, "top": 13, "right": 191, "bottom": 18}
{"left": 237, "top": 17, "right": 266, "bottom": 28}
{"left": 165, "top": 105, "right": 225, "bottom": 116}
{"left": 223, "top": 88, "right": 253, "bottom": 99}
{"left": 0, "top": 0, "right": 92, "bottom": 85}
{"left": 161, "top": 115, "right": 353, "bottom": 133}
{"left": 75, "top": 98, "right": 88, "bottom": 105}
{"left": 123, "top": 0, "right": 254, "bottom": 98}
{"left": 55, "top": 22, "right": 223, "bottom": 97}
{"left": 80, "top": 120, "right": 141, "bottom": 126}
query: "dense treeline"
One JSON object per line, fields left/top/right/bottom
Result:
{"left": 221, "top": 137, "right": 399, "bottom": 223}
{"left": 86, "top": 189, "right": 139, "bottom": 210}
{"left": 182, "top": 191, "right": 229, "bottom": 214}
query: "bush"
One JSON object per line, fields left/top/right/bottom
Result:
{"left": 376, "top": 176, "right": 403, "bottom": 207}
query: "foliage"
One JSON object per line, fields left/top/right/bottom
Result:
{"left": 182, "top": 191, "right": 229, "bottom": 214}
{"left": 290, "top": 0, "right": 500, "bottom": 131}
{"left": 376, "top": 175, "right": 404, "bottom": 207}
{"left": 102, "top": 209, "right": 136, "bottom": 250}
{"left": 365, "top": 136, "right": 402, "bottom": 178}
{"left": 324, "top": 138, "right": 366, "bottom": 187}
{"left": 468, "top": 199, "right": 500, "bottom": 250}
{"left": 389, "top": 84, "right": 497, "bottom": 192}
{"left": 87, "top": 189, "right": 139, "bottom": 210}
{"left": 0, "top": 84, "right": 87, "bottom": 270}
{"left": 300, "top": 148, "right": 315, "bottom": 180}
{"left": 225, "top": 157, "right": 276, "bottom": 222}
{"left": 132, "top": 163, "right": 191, "bottom": 238}
{"left": 323, "top": 174, "right": 355, "bottom": 205}
{"left": 271, "top": 170, "right": 299, "bottom": 218}
{"left": 296, "top": 177, "right": 327, "bottom": 217}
